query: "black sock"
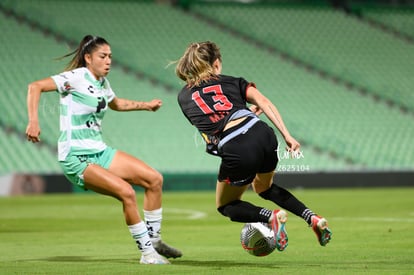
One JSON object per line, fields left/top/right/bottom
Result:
{"left": 301, "top": 209, "right": 316, "bottom": 225}
{"left": 217, "top": 200, "right": 272, "bottom": 223}
{"left": 259, "top": 184, "right": 312, "bottom": 223}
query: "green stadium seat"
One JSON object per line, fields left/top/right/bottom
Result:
{"left": 191, "top": 3, "right": 414, "bottom": 112}
{"left": 0, "top": 1, "right": 412, "bottom": 174}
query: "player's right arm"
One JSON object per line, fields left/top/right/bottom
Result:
{"left": 26, "top": 77, "right": 57, "bottom": 143}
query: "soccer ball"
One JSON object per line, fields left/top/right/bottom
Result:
{"left": 240, "top": 222, "right": 277, "bottom": 257}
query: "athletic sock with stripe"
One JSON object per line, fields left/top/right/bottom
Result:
{"left": 128, "top": 221, "right": 156, "bottom": 255}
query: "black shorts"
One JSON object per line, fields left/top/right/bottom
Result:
{"left": 217, "top": 120, "right": 278, "bottom": 186}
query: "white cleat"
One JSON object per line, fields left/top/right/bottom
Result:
{"left": 140, "top": 251, "right": 170, "bottom": 264}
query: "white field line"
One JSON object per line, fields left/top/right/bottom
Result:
{"left": 164, "top": 209, "right": 414, "bottom": 223}
{"left": 165, "top": 208, "right": 207, "bottom": 220}
{"left": 332, "top": 217, "right": 414, "bottom": 223}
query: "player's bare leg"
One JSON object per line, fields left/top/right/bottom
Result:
{"left": 82, "top": 164, "right": 170, "bottom": 264}
{"left": 216, "top": 180, "right": 249, "bottom": 208}
{"left": 109, "top": 151, "right": 182, "bottom": 258}
{"left": 251, "top": 171, "right": 274, "bottom": 194}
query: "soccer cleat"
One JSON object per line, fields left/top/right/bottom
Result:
{"left": 270, "top": 209, "right": 288, "bottom": 251}
{"left": 311, "top": 215, "right": 332, "bottom": 246}
{"left": 152, "top": 239, "right": 183, "bottom": 259}
{"left": 140, "top": 251, "right": 170, "bottom": 264}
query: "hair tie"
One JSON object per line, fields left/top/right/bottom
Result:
{"left": 82, "top": 36, "right": 97, "bottom": 53}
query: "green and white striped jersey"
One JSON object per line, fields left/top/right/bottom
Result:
{"left": 51, "top": 67, "right": 116, "bottom": 161}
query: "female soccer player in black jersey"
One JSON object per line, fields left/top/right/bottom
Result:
{"left": 175, "top": 41, "right": 332, "bottom": 250}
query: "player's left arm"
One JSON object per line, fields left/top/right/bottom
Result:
{"left": 246, "top": 86, "right": 300, "bottom": 152}
{"left": 249, "top": 104, "right": 263, "bottom": 116}
{"left": 108, "top": 97, "right": 162, "bottom": 112}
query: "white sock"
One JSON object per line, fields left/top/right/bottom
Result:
{"left": 128, "top": 221, "right": 155, "bottom": 255}
{"left": 144, "top": 208, "right": 162, "bottom": 241}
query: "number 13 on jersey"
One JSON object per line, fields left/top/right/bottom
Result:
{"left": 192, "top": 84, "right": 233, "bottom": 114}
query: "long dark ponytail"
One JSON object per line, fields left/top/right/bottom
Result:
{"left": 57, "top": 35, "right": 109, "bottom": 71}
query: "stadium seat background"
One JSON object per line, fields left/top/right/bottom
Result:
{"left": 0, "top": 0, "right": 412, "bottom": 176}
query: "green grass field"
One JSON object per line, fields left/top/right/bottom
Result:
{"left": 1, "top": 187, "right": 413, "bottom": 274}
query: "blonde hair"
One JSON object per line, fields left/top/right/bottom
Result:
{"left": 56, "top": 35, "right": 109, "bottom": 71}
{"left": 175, "top": 41, "right": 221, "bottom": 87}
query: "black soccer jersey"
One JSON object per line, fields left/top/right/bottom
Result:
{"left": 177, "top": 75, "right": 255, "bottom": 136}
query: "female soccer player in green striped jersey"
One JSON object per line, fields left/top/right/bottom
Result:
{"left": 26, "top": 35, "right": 181, "bottom": 264}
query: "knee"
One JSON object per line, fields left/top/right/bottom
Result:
{"left": 217, "top": 200, "right": 256, "bottom": 222}
{"left": 217, "top": 200, "right": 239, "bottom": 219}
{"left": 217, "top": 205, "right": 227, "bottom": 217}
{"left": 120, "top": 185, "right": 137, "bottom": 205}
{"left": 148, "top": 171, "right": 163, "bottom": 191}
{"left": 155, "top": 171, "right": 163, "bottom": 186}
{"left": 259, "top": 184, "right": 275, "bottom": 200}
